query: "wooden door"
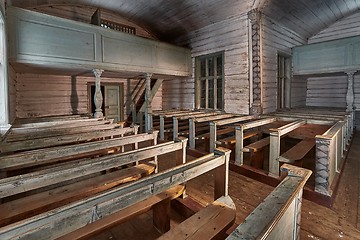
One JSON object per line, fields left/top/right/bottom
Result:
{"left": 104, "top": 85, "right": 122, "bottom": 122}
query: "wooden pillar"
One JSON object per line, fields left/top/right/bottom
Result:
{"left": 92, "top": 69, "right": 104, "bottom": 118}
{"left": 248, "top": 9, "right": 263, "bottom": 116}
{"left": 346, "top": 70, "right": 356, "bottom": 112}
{"left": 209, "top": 122, "right": 217, "bottom": 152}
{"left": 189, "top": 118, "right": 196, "bottom": 149}
{"left": 145, "top": 73, "right": 153, "bottom": 133}
{"left": 269, "top": 132, "right": 280, "bottom": 176}
{"left": 173, "top": 117, "right": 178, "bottom": 141}
{"left": 315, "top": 137, "right": 332, "bottom": 196}
{"left": 159, "top": 115, "right": 165, "bottom": 140}
{"left": 235, "top": 125, "right": 244, "bottom": 166}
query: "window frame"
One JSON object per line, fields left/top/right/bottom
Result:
{"left": 0, "top": 8, "right": 9, "bottom": 128}
{"left": 195, "top": 51, "right": 224, "bottom": 110}
{"left": 277, "top": 52, "right": 291, "bottom": 110}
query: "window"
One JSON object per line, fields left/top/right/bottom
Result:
{"left": 277, "top": 54, "right": 291, "bottom": 109}
{"left": 196, "top": 52, "right": 224, "bottom": 110}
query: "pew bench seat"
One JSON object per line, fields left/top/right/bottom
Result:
{"left": 197, "top": 126, "right": 235, "bottom": 140}
{"left": 57, "top": 185, "right": 185, "bottom": 240}
{"left": 158, "top": 195, "right": 236, "bottom": 240}
{"left": 0, "top": 163, "right": 156, "bottom": 227}
{"left": 279, "top": 138, "right": 315, "bottom": 163}
{"left": 216, "top": 129, "right": 261, "bottom": 146}
{"left": 243, "top": 136, "right": 270, "bottom": 153}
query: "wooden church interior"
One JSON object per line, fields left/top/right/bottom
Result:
{"left": 0, "top": 0, "right": 360, "bottom": 239}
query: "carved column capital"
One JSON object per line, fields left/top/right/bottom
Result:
{"left": 248, "top": 9, "right": 261, "bottom": 23}
{"left": 92, "top": 69, "right": 104, "bottom": 78}
{"left": 144, "top": 72, "right": 153, "bottom": 80}
{"left": 345, "top": 70, "right": 357, "bottom": 77}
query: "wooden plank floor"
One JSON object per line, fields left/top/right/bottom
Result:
{"left": 92, "top": 132, "right": 360, "bottom": 239}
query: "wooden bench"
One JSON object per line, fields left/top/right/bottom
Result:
{"left": 243, "top": 136, "right": 270, "bottom": 168}
{"left": 188, "top": 114, "right": 235, "bottom": 149}
{"left": 227, "top": 164, "right": 312, "bottom": 240}
{"left": 0, "top": 125, "right": 138, "bottom": 154}
{"left": 279, "top": 138, "right": 315, "bottom": 164}
{"left": 209, "top": 115, "right": 255, "bottom": 152}
{"left": 0, "top": 130, "right": 157, "bottom": 171}
{"left": 0, "top": 147, "right": 232, "bottom": 239}
{"left": 0, "top": 163, "right": 156, "bottom": 227}
{"left": 158, "top": 195, "right": 236, "bottom": 240}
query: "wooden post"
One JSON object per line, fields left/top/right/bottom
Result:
{"left": 159, "top": 115, "right": 165, "bottom": 140}
{"left": 145, "top": 73, "right": 153, "bottom": 133}
{"left": 173, "top": 117, "right": 178, "bottom": 141}
{"left": 189, "top": 118, "right": 196, "bottom": 149}
{"left": 269, "top": 132, "right": 280, "bottom": 176}
{"left": 176, "top": 137, "right": 188, "bottom": 166}
{"left": 92, "top": 69, "right": 104, "bottom": 118}
{"left": 248, "top": 9, "right": 263, "bottom": 116}
{"left": 214, "top": 147, "right": 231, "bottom": 200}
{"left": 209, "top": 122, "right": 217, "bottom": 152}
{"left": 346, "top": 71, "right": 356, "bottom": 112}
{"left": 235, "top": 125, "right": 244, "bottom": 166}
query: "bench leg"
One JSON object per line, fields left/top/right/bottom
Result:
{"left": 153, "top": 200, "right": 171, "bottom": 234}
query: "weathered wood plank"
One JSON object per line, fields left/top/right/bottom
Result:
{"left": 0, "top": 149, "right": 230, "bottom": 239}
{"left": 0, "top": 163, "right": 155, "bottom": 227}
{"left": 158, "top": 195, "right": 236, "bottom": 240}
{"left": 57, "top": 185, "right": 185, "bottom": 240}
{"left": 0, "top": 126, "right": 138, "bottom": 153}
{"left": 0, "top": 131, "right": 157, "bottom": 170}
{"left": 279, "top": 139, "right": 315, "bottom": 163}
{"left": 0, "top": 141, "right": 183, "bottom": 198}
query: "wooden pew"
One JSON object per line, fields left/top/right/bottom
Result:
{"left": 279, "top": 138, "right": 315, "bottom": 164}
{"left": 209, "top": 115, "right": 256, "bottom": 152}
{"left": 158, "top": 195, "right": 236, "bottom": 240}
{"left": 0, "top": 139, "right": 187, "bottom": 199}
{"left": 242, "top": 136, "right": 270, "bottom": 168}
{"left": 5, "top": 121, "right": 120, "bottom": 142}
{"left": 227, "top": 164, "right": 312, "bottom": 240}
{"left": 172, "top": 112, "right": 220, "bottom": 141}
{"left": 314, "top": 121, "right": 345, "bottom": 196}
{"left": 0, "top": 147, "right": 232, "bottom": 239}
{"left": 235, "top": 117, "right": 277, "bottom": 165}
{"left": 0, "top": 130, "right": 158, "bottom": 172}
{"left": 188, "top": 114, "right": 235, "bottom": 149}
{"left": 0, "top": 125, "right": 138, "bottom": 154}
{"left": 157, "top": 110, "right": 209, "bottom": 140}
{"left": 11, "top": 117, "right": 104, "bottom": 129}
{"left": 269, "top": 120, "right": 306, "bottom": 176}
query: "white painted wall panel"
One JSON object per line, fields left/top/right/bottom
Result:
{"left": 163, "top": 15, "right": 250, "bottom": 114}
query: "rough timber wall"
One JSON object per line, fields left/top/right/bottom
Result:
{"left": 8, "top": 66, "right": 16, "bottom": 123}
{"left": 309, "top": 11, "right": 360, "bottom": 44}
{"left": 29, "top": 5, "right": 155, "bottom": 39}
{"left": 261, "top": 15, "right": 307, "bottom": 113}
{"left": 15, "top": 74, "right": 162, "bottom": 118}
{"left": 306, "top": 76, "right": 347, "bottom": 108}
{"left": 291, "top": 76, "right": 307, "bottom": 108}
{"left": 163, "top": 14, "right": 250, "bottom": 114}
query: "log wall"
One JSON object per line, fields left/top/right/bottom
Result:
{"left": 8, "top": 65, "right": 16, "bottom": 123}
{"left": 163, "top": 14, "right": 250, "bottom": 114}
{"left": 261, "top": 16, "right": 307, "bottom": 113}
{"left": 291, "top": 76, "right": 307, "bottom": 108}
{"left": 309, "top": 11, "right": 360, "bottom": 44}
{"left": 15, "top": 74, "right": 162, "bottom": 119}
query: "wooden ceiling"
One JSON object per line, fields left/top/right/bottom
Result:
{"left": 9, "top": 0, "right": 360, "bottom": 41}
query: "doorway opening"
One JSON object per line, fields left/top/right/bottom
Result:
{"left": 88, "top": 83, "right": 124, "bottom": 122}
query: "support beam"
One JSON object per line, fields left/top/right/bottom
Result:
{"left": 145, "top": 73, "right": 153, "bottom": 132}
{"left": 93, "top": 69, "right": 104, "bottom": 118}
